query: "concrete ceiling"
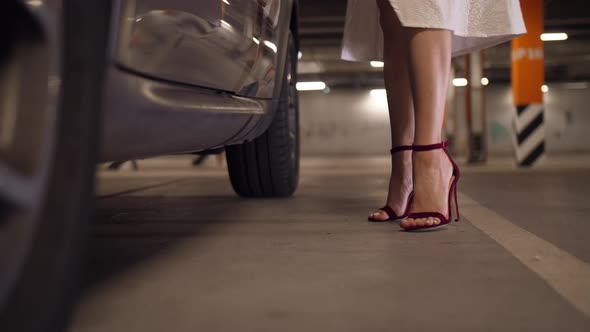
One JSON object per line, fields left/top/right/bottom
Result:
{"left": 297, "top": 0, "right": 590, "bottom": 86}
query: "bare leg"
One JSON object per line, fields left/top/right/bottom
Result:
{"left": 400, "top": 28, "right": 454, "bottom": 229}
{"left": 369, "top": 0, "right": 414, "bottom": 220}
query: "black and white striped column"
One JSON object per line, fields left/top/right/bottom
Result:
{"left": 513, "top": 103, "right": 545, "bottom": 166}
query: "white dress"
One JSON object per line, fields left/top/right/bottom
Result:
{"left": 341, "top": 0, "right": 527, "bottom": 61}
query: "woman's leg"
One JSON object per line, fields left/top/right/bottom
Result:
{"left": 370, "top": 0, "right": 414, "bottom": 220}
{"left": 400, "top": 28, "right": 454, "bottom": 228}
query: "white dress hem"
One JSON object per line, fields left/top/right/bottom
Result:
{"left": 340, "top": 0, "right": 527, "bottom": 62}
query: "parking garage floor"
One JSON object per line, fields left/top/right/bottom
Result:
{"left": 70, "top": 155, "right": 590, "bottom": 332}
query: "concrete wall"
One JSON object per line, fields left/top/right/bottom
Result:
{"left": 299, "top": 89, "right": 390, "bottom": 156}
{"left": 299, "top": 83, "right": 590, "bottom": 156}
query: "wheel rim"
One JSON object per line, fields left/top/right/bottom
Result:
{"left": 0, "top": 3, "right": 56, "bottom": 306}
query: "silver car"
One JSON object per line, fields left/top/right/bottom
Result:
{"left": 0, "top": 0, "right": 300, "bottom": 330}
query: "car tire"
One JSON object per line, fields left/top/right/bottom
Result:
{"left": 0, "top": 2, "right": 110, "bottom": 331}
{"left": 226, "top": 31, "right": 300, "bottom": 198}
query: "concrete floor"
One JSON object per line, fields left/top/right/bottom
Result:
{"left": 70, "top": 156, "right": 590, "bottom": 332}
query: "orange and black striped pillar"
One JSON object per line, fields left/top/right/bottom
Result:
{"left": 511, "top": 0, "right": 544, "bottom": 166}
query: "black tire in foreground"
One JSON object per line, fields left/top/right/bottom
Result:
{"left": 226, "top": 31, "right": 300, "bottom": 198}
{"left": 0, "top": 2, "right": 110, "bottom": 331}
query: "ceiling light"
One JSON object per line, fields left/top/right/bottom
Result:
{"left": 541, "top": 33, "right": 568, "bottom": 41}
{"left": 452, "top": 78, "right": 468, "bottom": 87}
{"left": 541, "top": 84, "right": 548, "bottom": 93}
{"left": 296, "top": 81, "right": 326, "bottom": 91}
{"left": 370, "top": 61, "right": 384, "bottom": 68}
{"left": 298, "top": 51, "right": 303, "bottom": 60}
{"left": 481, "top": 77, "right": 489, "bottom": 86}
{"left": 223, "top": 0, "right": 230, "bottom": 5}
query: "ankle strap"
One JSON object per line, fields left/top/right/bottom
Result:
{"left": 412, "top": 141, "right": 449, "bottom": 152}
{"left": 390, "top": 145, "right": 413, "bottom": 154}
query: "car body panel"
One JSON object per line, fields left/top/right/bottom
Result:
{"left": 13, "top": 0, "right": 296, "bottom": 163}
{"left": 111, "top": 0, "right": 284, "bottom": 99}
{"left": 98, "top": 66, "right": 274, "bottom": 162}
{"left": 98, "top": 0, "right": 295, "bottom": 162}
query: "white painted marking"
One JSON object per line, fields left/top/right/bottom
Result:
{"left": 514, "top": 103, "right": 543, "bottom": 133}
{"left": 460, "top": 193, "right": 590, "bottom": 317}
{"left": 512, "top": 123, "right": 545, "bottom": 163}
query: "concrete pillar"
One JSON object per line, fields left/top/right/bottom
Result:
{"left": 445, "top": 65, "right": 456, "bottom": 152}
{"left": 511, "top": 0, "right": 545, "bottom": 166}
{"left": 467, "top": 52, "right": 486, "bottom": 163}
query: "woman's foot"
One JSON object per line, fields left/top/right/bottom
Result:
{"left": 369, "top": 150, "right": 413, "bottom": 221}
{"left": 400, "top": 148, "right": 453, "bottom": 229}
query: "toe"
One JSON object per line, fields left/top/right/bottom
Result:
{"left": 433, "top": 217, "right": 440, "bottom": 225}
{"left": 416, "top": 218, "right": 425, "bottom": 227}
{"left": 425, "top": 218, "right": 433, "bottom": 226}
{"left": 369, "top": 210, "right": 387, "bottom": 221}
{"left": 401, "top": 219, "right": 413, "bottom": 228}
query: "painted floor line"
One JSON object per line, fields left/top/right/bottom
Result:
{"left": 460, "top": 192, "right": 590, "bottom": 318}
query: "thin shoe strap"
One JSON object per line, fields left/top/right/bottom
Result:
{"left": 390, "top": 145, "right": 413, "bottom": 154}
{"left": 412, "top": 141, "right": 449, "bottom": 152}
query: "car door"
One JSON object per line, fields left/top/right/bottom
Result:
{"left": 113, "top": 0, "right": 280, "bottom": 98}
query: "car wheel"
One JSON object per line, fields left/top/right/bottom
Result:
{"left": 226, "top": 31, "right": 300, "bottom": 198}
{"left": 0, "top": 2, "right": 110, "bottom": 331}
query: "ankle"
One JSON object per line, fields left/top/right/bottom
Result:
{"left": 413, "top": 138, "right": 443, "bottom": 146}
{"left": 391, "top": 138, "right": 414, "bottom": 148}
{"left": 392, "top": 148, "right": 412, "bottom": 159}
{"left": 392, "top": 152, "right": 413, "bottom": 172}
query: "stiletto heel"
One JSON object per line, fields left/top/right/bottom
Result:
{"left": 402, "top": 141, "right": 461, "bottom": 231}
{"left": 453, "top": 185, "right": 460, "bottom": 222}
{"left": 368, "top": 145, "right": 413, "bottom": 222}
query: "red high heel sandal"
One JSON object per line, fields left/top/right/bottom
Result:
{"left": 401, "top": 141, "right": 460, "bottom": 231}
{"left": 368, "top": 145, "right": 413, "bottom": 222}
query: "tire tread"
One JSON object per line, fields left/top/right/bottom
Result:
{"left": 226, "top": 31, "right": 298, "bottom": 198}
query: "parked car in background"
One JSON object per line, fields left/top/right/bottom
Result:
{"left": 0, "top": 0, "right": 300, "bottom": 331}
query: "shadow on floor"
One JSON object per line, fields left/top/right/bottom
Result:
{"left": 82, "top": 194, "right": 246, "bottom": 291}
